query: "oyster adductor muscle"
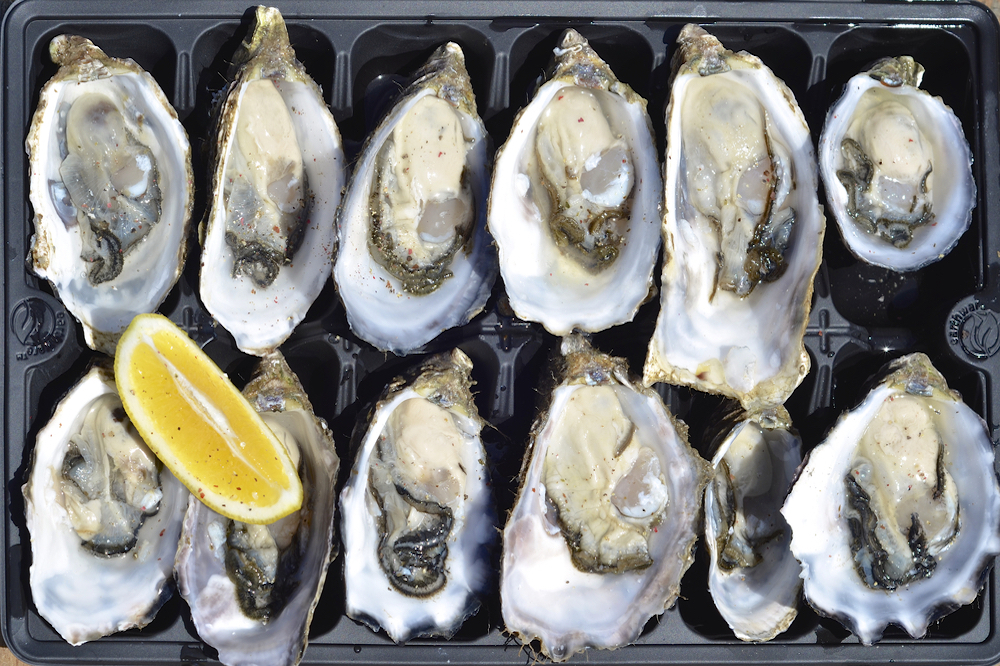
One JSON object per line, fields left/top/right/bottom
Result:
{"left": 501, "top": 336, "right": 710, "bottom": 661}
{"left": 333, "top": 44, "right": 496, "bottom": 355}
{"left": 200, "top": 6, "right": 345, "bottom": 355}
{"left": 782, "top": 353, "right": 1000, "bottom": 644}
{"left": 23, "top": 364, "right": 188, "bottom": 645}
{"left": 174, "top": 351, "right": 339, "bottom": 666}
{"left": 819, "top": 56, "right": 975, "bottom": 271}
{"left": 644, "top": 24, "right": 824, "bottom": 410}
{"left": 26, "top": 36, "right": 194, "bottom": 355}
{"left": 489, "top": 29, "right": 662, "bottom": 336}
{"left": 339, "top": 349, "right": 496, "bottom": 642}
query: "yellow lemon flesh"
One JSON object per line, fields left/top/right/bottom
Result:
{"left": 114, "top": 313, "right": 303, "bottom": 524}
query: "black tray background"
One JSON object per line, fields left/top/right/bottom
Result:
{"left": 3, "top": 1, "right": 1000, "bottom": 664}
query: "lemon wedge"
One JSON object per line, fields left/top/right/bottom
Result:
{"left": 114, "top": 313, "right": 303, "bottom": 524}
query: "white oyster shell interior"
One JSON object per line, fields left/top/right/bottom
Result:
{"left": 340, "top": 364, "right": 495, "bottom": 642}
{"left": 24, "top": 366, "right": 187, "bottom": 645}
{"left": 201, "top": 66, "right": 344, "bottom": 355}
{"left": 27, "top": 39, "right": 192, "bottom": 355}
{"left": 501, "top": 356, "right": 707, "bottom": 661}
{"left": 645, "top": 26, "right": 823, "bottom": 409}
{"left": 782, "top": 355, "right": 1000, "bottom": 644}
{"left": 819, "top": 65, "right": 975, "bottom": 271}
{"left": 489, "top": 35, "right": 662, "bottom": 335}
{"left": 705, "top": 413, "right": 802, "bottom": 642}
{"left": 333, "top": 44, "right": 495, "bottom": 356}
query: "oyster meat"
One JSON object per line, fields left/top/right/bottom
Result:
{"left": 26, "top": 36, "right": 194, "bottom": 355}
{"left": 704, "top": 406, "right": 802, "bottom": 642}
{"left": 23, "top": 364, "right": 188, "bottom": 644}
{"left": 782, "top": 353, "right": 1000, "bottom": 644}
{"left": 339, "top": 349, "right": 496, "bottom": 641}
{"left": 644, "top": 25, "right": 824, "bottom": 409}
{"left": 501, "top": 336, "right": 710, "bottom": 661}
{"left": 489, "top": 29, "right": 662, "bottom": 335}
{"left": 333, "top": 44, "right": 496, "bottom": 355}
{"left": 200, "top": 7, "right": 345, "bottom": 355}
{"left": 174, "top": 352, "right": 339, "bottom": 666}
{"left": 819, "top": 56, "right": 976, "bottom": 270}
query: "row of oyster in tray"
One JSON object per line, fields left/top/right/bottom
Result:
{"left": 25, "top": 332, "right": 1000, "bottom": 663}
{"left": 22, "top": 3, "right": 995, "bottom": 662}
{"left": 25, "top": 7, "right": 976, "bottom": 370}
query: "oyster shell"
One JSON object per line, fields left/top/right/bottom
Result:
{"left": 781, "top": 353, "right": 1000, "bottom": 644}
{"left": 174, "top": 352, "right": 339, "bottom": 666}
{"left": 23, "top": 364, "right": 188, "bottom": 644}
{"left": 489, "top": 29, "right": 662, "bottom": 335}
{"left": 501, "top": 336, "right": 710, "bottom": 661}
{"left": 339, "top": 349, "right": 496, "bottom": 641}
{"left": 26, "top": 36, "right": 194, "bottom": 355}
{"left": 704, "top": 406, "right": 802, "bottom": 642}
{"left": 333, "top": 44, "right": 496, "bottom": 355}
{"left": 200, "top": 7, "right": 345, "bottom": 355}
{"left": 818, "top": 56, "right": 975, "bottom": 270}
{"left": 644, "top": 25, "right": 824, "bottom": 409}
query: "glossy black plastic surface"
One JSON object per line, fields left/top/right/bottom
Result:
{"left": 2, "top": 1, "right": 1000, "bottom": 664}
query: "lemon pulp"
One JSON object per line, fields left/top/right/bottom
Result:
{"left": 115, "top": 313, "right": 302, "bottom": 523}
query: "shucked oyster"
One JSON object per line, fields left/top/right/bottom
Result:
{"left": 333, "top": 44, "right": 496, "bottom": 355}
{"left": 704, "top": 406, "right": 802, "bottom": 642}
{"left": 501, "top": 337, "right": 710, "bottom": 661}
{"left": 489, "top": 29, "right": 662, "bottom": 335}
{"left": 782, "top": 354, "right": 1000, "bottom": 644}
{"left": 644, "top": 25, "right": 824, "bottom": 409}
{"left": 23, "top": 364, "right": 187, "bottom": 644}
{"left": 26, "top": 36, "right": 193, "bottom": 355}
{"left": 819, "top": 57, "right": 976, "bottom": 270}
{"left": 175, "top": 352, "right": 339, "bottom": 666}
{"left": 200, "top": 7, "right": 345, "bottom": 355}
{"left": 340, "top": 349, "right": 496, "bottom": 641}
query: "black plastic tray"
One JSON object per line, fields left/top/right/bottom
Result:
{"left": 3, "top": 0, "right": 1000, "bottom": 664}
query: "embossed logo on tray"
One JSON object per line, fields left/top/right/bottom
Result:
{"left": 949, "top": 299, "right": 1000, "bottom": 359}
{"left": 11, "top": 298, "right": 66, "bottom": 359}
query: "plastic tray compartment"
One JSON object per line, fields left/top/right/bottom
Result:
{"left": 3, "top": 1, "right": 1000, "bottom": 664}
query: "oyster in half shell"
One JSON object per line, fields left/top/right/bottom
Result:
{"left": 174, "top": 352, "right": 339, "bottom": 666}
{"left": 333, "top": 44, "right": 496, "bottom": 355}
{"left": 704, "top": 406, "right": 802, "bottom": 642}
{"left": 23, "top": 364, "right": 188, "bottom": 644}
{"left": 819, "top": 56, "right": 975, "bottom": 270}
{"left": 26, "top": 36, "right": 194, "bottom": 355}
{"left": 340, "top": 349, "right": 496, "bottom": 641}
{"left": 782, "top": 353, "right": 1000, "bottom": 644}
{"left": 200, "top": 7, "right": 345, "bottom": 355}
{"left": 489, "top": 29, "right": 662, "bottom": 335}
{"left": 644, "top": 25, "right": 824, "bottom": 410}
{"left": 501, "top": 336, "right": 710, "bottom": 661}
